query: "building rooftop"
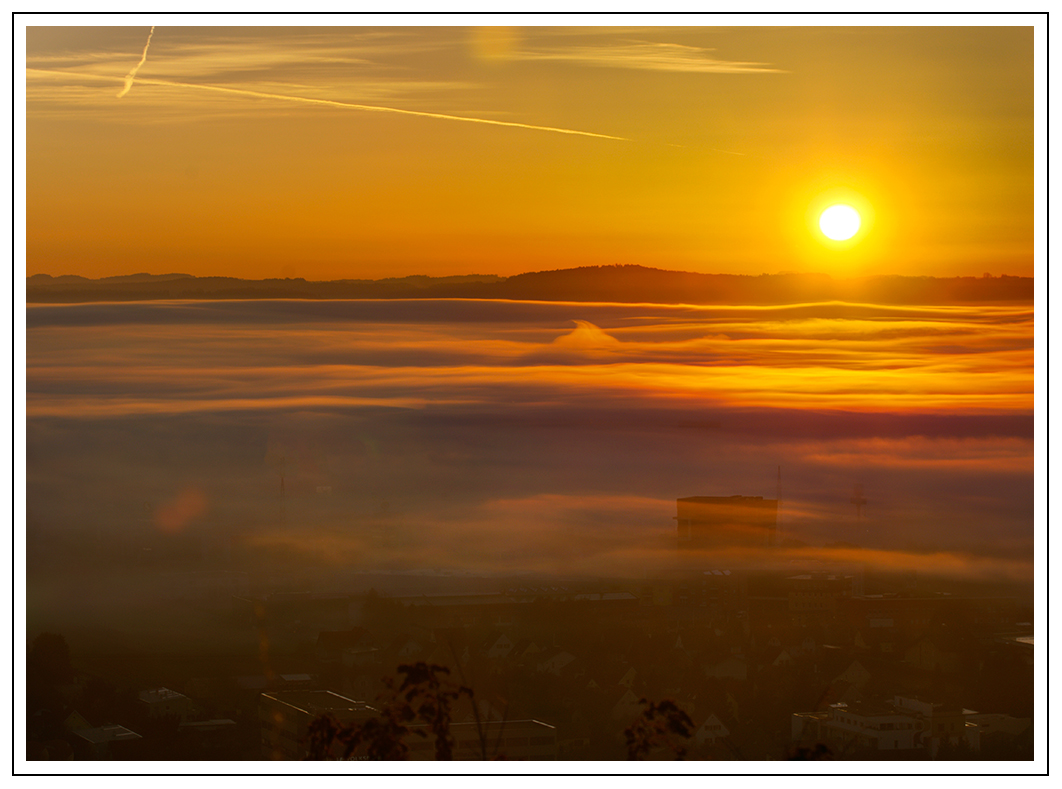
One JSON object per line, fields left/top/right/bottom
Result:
{"left": 422, "top": 719, "right": 556, "bottom": 732}
{"left": 262, "top": 689, "right": 377, "bottom": 717}
{"left": 179, "top": 719, "right": 236, "bottom": 731}
{"left": 409, "top": 594, "right": 513, "bottom": 607}
{"left": 572, "top": 592, "right": 638, "bottom": 602}
{"left": 678, "top": 495, "right": 777, "bottom": 505}
{"left": 73, "top": 725, "right": 142, "bottom": 744}
{"left": 139, "top": 687, "right": 188, "bottom": 704}
{"left": 793, "top": 711, "right": 831, "bottom": 721}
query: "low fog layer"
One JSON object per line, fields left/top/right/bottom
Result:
{"left": 27, "top": 298, "right": 1033, "bottom": 644}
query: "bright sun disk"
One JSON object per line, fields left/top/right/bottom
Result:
{"left": 819, "top": 204, "right": 861, "bottom": 241}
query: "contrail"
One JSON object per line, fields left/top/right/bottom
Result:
{"left": 116, "top": 26, "right": 155, "bottom": 98}
{"left": 30, "top": 65, "right": 627, "bottom": 142}
{"left": 139, "top": 75, "right": 629, "bottom": 140}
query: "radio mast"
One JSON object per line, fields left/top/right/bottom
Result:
{"left": 775, "top": 466, "right": 782, "bottom": 545}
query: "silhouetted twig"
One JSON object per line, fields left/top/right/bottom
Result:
{"left": 624, "top": 699, "right": 695, "bottom": 760}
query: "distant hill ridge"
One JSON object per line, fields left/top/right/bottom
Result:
{"left": 28, "top": 272, "right": 195, "bottom": 284}
{"left": 26, "top": 265, "right": 1032, "bottom": 305}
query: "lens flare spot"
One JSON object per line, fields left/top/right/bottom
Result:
{"left": 155, "top": 486, "right": 208, "bottom": 533}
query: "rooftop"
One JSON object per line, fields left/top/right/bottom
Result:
{"left": 179, "top": 719, "right": 236, "bottom": 730}
{"left": 73, "top": 725, "right": 142, "bottom": 744}
{"left": 678, "top": 495, "right": 777, "bottom": 505}
{"left": 423, "top": 719, "right": 556, "bottom": 733}
{"left": 235, "top": 591, "right": 350, "bottom": 603}
{"left": 139, "top": 687, "right": 188, "bottom": 704}
{"left": 572, "top": 592, "right": 637, "bottom": 602}
{"left": 262, "top": 689, "right": 377, "bottom": 717}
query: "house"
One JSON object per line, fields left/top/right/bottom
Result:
{"left": 904, "top": 636, "right": 961, "bottom": 673}
{"left": 791, "top": 635, "right": 817, "bottom": 657}
{"left": 693, "top": 713, "right": 730, "bottom": 749}
{"left": 966, "top": 713, "right": 1032, "bottom": 755}
{"left": 786, "top": 573, "right": 854, "bottom": 624}
{"left": 537, "top": 650, "right": 576, "bottom": 676}
{"left": 854, "top": 627, "right": 899, "bottom": 655}
{"left": 138, "top": 687, "right": 194, "bottom": 721}
{"left": 586, "top": 664, "right": 636, "bottom": 692}
{"left": 342, "top": 672, "right": 384, "bottom": 704}
{"left": 815, "top": 659, "right": 872, "bottom": 708}
{"left": 833, "top": 660, "right": 871, "bottom": 687}
{"left": 178, "top": 719, "right": 236, "bottom": 734}
{"left": 793, "top": 696, "right": 981, "bottom": 757}
{"left": 770, "top": 648, "right": 795, "bottom": 668}
{"left": 556, "top": 656, "right": 589, "bottom": 682}
{"left": 893, "top": 696, "right": 977, "bottom": 757}
{"left": 341, "top": 644, "right": 380, "bottom": 668}
{"left": 791, "top": 702, "right": 921, "bottom": 754}
{"left": 510, "top": 639, "right": 545, "bottom": 661}
{"left": 177, "top": 719, "right": 238, "bottom": 757}
{"left": 388, "top": 634, "right": 425, "bottom": 660}
{"left": 611, "top": 688, "right": 645, "bottom": 722}
{"left": 965, "top": 712, "right": 1031, "bottom": 739}
{"left": 61, "top": 710, "right": 92, "bottom": 733}
{"left": 422, "top": 626, "right": 473, "bottom": 666}
{"left": 315, "top": 628, "right": 371, "bottom": 663}
{"left": 484, "top": 633, "right": 515, "bottom": 659}
{"left": 817, "top": 679, "right": 864, "bottom": 708}
{"left": 616, "top": 666, "right": 639, "bottom": 691}
{"left": 704, "top": 655, "right": 747, "bottom": 680}
{"left": 71, "top": 724, "right": 142, "bottom": 760}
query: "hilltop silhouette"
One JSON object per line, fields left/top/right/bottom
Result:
{"left": 27, "top": 265, "right": 1032, "bottom": 305}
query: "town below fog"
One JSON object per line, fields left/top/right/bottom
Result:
{"left": 27, "top": 492, "right": 1033, "bottom": 761}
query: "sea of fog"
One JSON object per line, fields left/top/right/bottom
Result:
{"left": 26, "top": 298, "right": 1033, "bottom": 599}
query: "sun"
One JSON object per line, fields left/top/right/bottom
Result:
{"left": 819, "top": 204, "right": 861, "bottom": 241}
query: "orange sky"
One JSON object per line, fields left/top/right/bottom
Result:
{"left": 25, "top": 23, "right": 1035, "bottom": 280}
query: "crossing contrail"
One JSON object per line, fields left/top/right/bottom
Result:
{"left": 140, "top": 75, "right": 629, "bottom": 140}
{"left": 28, "top": 65, "right": 628, "bottom": 141}
{"left": 117, "top": 26, "right": 155, "bottom": 98}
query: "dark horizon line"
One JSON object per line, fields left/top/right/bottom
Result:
{"left": 26, "top": 263, "right": 1033, "bottom": 284}
{"left": 26, "top": 264, "right": 1034, "bottom": 306}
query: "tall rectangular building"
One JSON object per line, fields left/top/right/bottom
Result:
{"left": 676, "top": 495, "right": 777, "bottom": 548}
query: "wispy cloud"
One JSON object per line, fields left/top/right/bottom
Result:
{"left": 27, "top": 67, "right": 628, "bottom": 141}
{"left": 514, "top": 40, "right": 784, "bottom": 74}
{"left": 27, "top": 27, "right": 439, "bottom": 84}
{"left": 116, "top": 25, "right": 154, "bottom": 98}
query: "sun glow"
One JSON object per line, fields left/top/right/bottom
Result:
{"left": 819, "top": 204, "right": 861, "bottom": 241}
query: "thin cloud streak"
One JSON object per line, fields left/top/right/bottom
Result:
{"left": 515, "top": 40, "right": 784, "bottom": 74}
{"left": 232, "top": 517, "right": 1033, "bottom": 583}
{"left": 27, "top": 394, "right": 432, "bottom": 418}
{"left": 116, "top": 25, "right": 154, "bottom": 98}
{"left": 26, "top": 360, "right": 1034, "bottom": 417}
{"left": 28, "top": 67, "right": 629, "bottom": 142}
